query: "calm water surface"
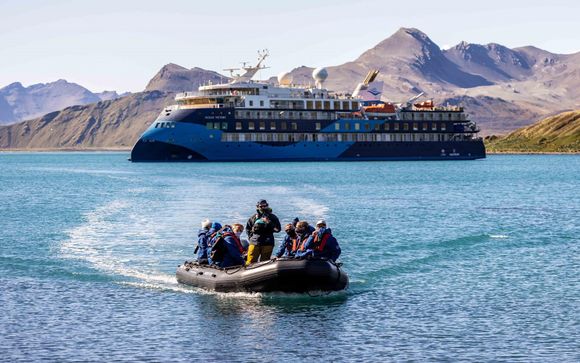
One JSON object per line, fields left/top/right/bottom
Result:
{"left": 0, "top": 153, "right": 578, "bottom": 362}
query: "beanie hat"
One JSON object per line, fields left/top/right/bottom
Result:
{"left": 201, "top": 219, "right": 212, "bottom": 229}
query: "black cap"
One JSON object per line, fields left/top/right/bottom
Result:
{"left": 257, "top": 199, "right": 268, "bottom": 206}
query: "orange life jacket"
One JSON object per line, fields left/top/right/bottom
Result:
{"left": 290, "top": 238, "right": 299, "bottom": 252}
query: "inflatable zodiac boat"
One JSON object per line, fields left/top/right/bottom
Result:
{"left": 176, "top": 258, "right": 348, "bottom": 293}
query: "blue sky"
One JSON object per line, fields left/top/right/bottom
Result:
{"left": 1, "top": 0, "right": 578, "bottom": 92}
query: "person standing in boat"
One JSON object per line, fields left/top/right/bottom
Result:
{"left": 195, "top": 219, "right": 212, "bottom": 265}
{"left": 246, "top": 200, "right": 281, "bottom": 264}
{"left": 296, "top": 220, "right": 341, "bottom": 262}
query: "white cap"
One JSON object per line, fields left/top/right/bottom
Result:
{"left": 316, "top": 219, "right": 327, "bottom": 227}
{"left": 201, "top": 219, "right": 212, "bottom": 229}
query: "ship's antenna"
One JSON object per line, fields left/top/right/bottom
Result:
{"left": 228, "top": 49, "right": 270, "bottom": 84}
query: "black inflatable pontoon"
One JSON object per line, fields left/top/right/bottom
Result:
{"left": 176, "top": 258, "right": 348, "bottom": 293}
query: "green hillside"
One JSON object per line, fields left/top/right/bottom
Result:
{"left": 485, "top": 110, "right": 580, "bottom": 153}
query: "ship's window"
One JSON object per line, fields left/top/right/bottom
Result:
{"left": 384, "top": 123, "right": 390, "bottom": 131}
{"left": 354, "top": 123, "right": 360, "bottom": 131}
{"left": 281, "top": 121, "right": 287, "bottom": 130}
{"left": 235, "top": 122, "right": 242, "bottom": 130}
{"left": 352, "top": 101, "right": 359, "bottom": 110}
{"left": 315, "top": 122, "right": 321, "bottom": 131}
{"left": 341, "top": 101, "right": 349, "bottom": 110}
{"left": 171, "top": 122, "right": 176, "bottom": 128}
{"left": 222, "top": 122, "right": 228, "bottom": 130}
{"left": 260, "top": 100, "right": 264, "bottom": 107}
{"left": 441, "top": 123, "right": 447, "bottom": 131}
{"left": 422, "top": 122, "right": 428, "bottom": 131}
{"left": 374, "top": 123, "right": 380, "bottom": 131}
{"left": 403, "top": 123, "right": 409, "bottom": 131}
{"left": 344, "top": 122, "right": 350, "bottom": 131}
{"left": 394, "top": 123, "right": 400, "bottom": 131}
{"left": 213, "top": 123, "right": 220, "bottom": 130}
{"left": 259, "top": 121, "right": 265, "bottom": 130}
{"left": 357, "top": 134, "right": 365, "bottom": 142}
{"left": 335, "top": 123, "right": 340, "bottom": 131}
{"left": 154, "top": 123, "right": 159, "bottom": 128}
{"left": 265, "top": 133, "right": 272, "bottom": 142}
{"left": 270, "top": 122, "right": 276, "bottom": 130}
{"left": 249, "top": 100, "right": 254, "bottom": 107}
{"left": 291, "top": 122, "right": 298, "bottom": 131}
{"left": 432, "top": 123, "right": 437, "bottom": 131}
{"left": 315, "top": 101, "right": 322, "bottom": 110}
{"left": 306, "top": 100, "right": 313, "bottom": 109}
{"left": 333, "top": 102, "right": 340, "bottom": 110}
{"left": 324, "top": 101, "right": 330, "bottom": 110}
{"left": 248, "top": 122, "right": 255, "bottom": 130}
{"left": 413, "top": 122, "right": 418, "bottom": 131}
{"left": 206, "top": 122, "right": 213, "bottom": 129}
{"left": 255, "top": 134, "right": 262, "bottom": 141}
{"left": 365, "top": 123, "right": 371, "bottom": 131}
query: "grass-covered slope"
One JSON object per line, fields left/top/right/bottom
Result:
{"left": 485, "top": 110, "right": 580, "bottom": 152}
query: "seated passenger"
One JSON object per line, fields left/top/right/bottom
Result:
{"left": 296, "top": 220, "right": 341, "bottom": 262}
{"left": 210, "top": 225, "right": 246, "bottom": 268}
{"left": 232, "top": 223, "right": 249, "bottom": 252}
{"left": 275, "top": 223, "right": 299, "bottom": 258}
{"left": 206, "top": 222, "right": 222, "bottom": 265}
{"left": 294, "top": 220, "right": 315, "bottom": 252}
{"left": 196, "top": 218, "right": 212, "bottom": 265}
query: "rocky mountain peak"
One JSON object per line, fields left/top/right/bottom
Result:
{"left": 145, "top": 64, "right": 229, "bottom": 92}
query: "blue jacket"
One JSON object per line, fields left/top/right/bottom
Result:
{"left": 296, "top": 228, "right": 341, "bottom": 262}
{"left": 205, "top": 226, "right": 220, "bottom": 265}
{"left": 275, "top": 233, "right": 298, "bottom": 258}
{"left": 196, "top": 228, "right": 210, "bottom": 262}
{"left": 214, "top": 233, "right": 246, "bottom": 268}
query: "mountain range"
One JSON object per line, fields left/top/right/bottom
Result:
{"left": 0, "top": 27, "right": 578, "bottom": 150}
{"left": 0, "top": 80, "right": 128, "bottom": 125}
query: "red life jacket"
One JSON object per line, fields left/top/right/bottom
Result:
{"left": 311, "top": 231, "right": 331, "bottom": 252}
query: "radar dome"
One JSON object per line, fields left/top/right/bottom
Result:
{"left": 312, "top": 67, "right": 328, "bottom": 88}
{"left": 277, "top": 71, "right": 292, "bottom": 86}
{"left": 312, "top": 67, "right": 328, "bottom": 82}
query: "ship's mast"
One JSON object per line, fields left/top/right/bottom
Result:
{"left": 226, "top": 49, "right": 270, "bottom": 84}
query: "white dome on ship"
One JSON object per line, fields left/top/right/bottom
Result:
{"left": 312, "top": 67, "right": 328, "bottom": 83}
{"left": 277, "top": 71, "right": 293, "bottom": 86}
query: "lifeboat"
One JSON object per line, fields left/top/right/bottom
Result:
{"left": 363, "top": 102, "right": 396, "bottom": 113}
{"left": 413, "top": 100, "right": 434, "bottom": 110}
{"left": 176, "top": 258, "right": 349, "bottom": 293}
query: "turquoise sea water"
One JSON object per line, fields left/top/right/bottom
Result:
{"left": 0, "top": 153, "right": 578, "bottom": 362}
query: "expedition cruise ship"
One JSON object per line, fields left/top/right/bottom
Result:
{"left": 130, "top": 51, "right": 485, "bottom": 162}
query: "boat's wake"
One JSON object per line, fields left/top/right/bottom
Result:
{"left": 59, "top": 195, "right": 345, "bottom": 300}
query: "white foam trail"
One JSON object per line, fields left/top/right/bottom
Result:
{"left": 288, "top": 196, "right": 330, "bottom": 219}
{"left": 60, "top": 199, "right": 177, "bottom": 287}
{"left": 489, "top": 234, "right": 509, "bottom": 239}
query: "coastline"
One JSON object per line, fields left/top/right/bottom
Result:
{"left": 1, "top": 148, "right": 578, "bottom": 155}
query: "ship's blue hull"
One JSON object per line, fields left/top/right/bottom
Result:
{"left": 130, "top": 108, "right": 486, "bottom": 162}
